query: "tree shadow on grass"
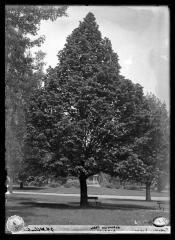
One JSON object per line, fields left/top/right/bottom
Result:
{"left": 19, "top": 201, "right": 156, "bottom": 210}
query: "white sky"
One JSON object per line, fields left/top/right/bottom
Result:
{"left": 32, "top": 5, "right": 169, "bottom": 109}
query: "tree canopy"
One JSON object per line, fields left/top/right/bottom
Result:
{"left": 5, "top": 5, "right": 68, "bottom": 180}
{"left": 24, "top": 12, "right": 158, "bottom": 205}
{"left": 114, "top": 93, "right": 169, "bottom": 200}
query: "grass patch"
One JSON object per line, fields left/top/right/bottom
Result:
{"left": 6, "top": 194, "right": 170, "bottom": 226}
{"left": 13, "top": 185, "right": 169, "bottom": 197}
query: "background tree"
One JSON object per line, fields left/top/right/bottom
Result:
{"left": 144, "top": 94, "right": 170, "bottom": 194}
{"left": 32, "top": 50, "right": 47, "bottom": 88}
{"left": 25, "top": 12, "right": 146, "bottom": 206}
{"left": 114, "top": 93, "right": 169, "bottom": 200}
{"left": 5, "top": 5, "right": 68, "bottom": 188}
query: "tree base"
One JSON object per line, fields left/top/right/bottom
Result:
{"left": 20, "top": 182, "right": 24, "bottom": 189}
{"left": 146, "top": 183, "right": 151, "bottom": 201}
{"left": 80, "top": 203, "right": 89, "bottom": 208}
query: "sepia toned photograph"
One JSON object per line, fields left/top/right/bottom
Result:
{"left": 5, "top": 5, "right": 170, "bottom": 234}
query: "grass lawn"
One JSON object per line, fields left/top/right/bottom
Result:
{"left": 6, "top": 193, "right": 170, "bottom": 226}
{"left": 13, "top": 185, "right": 169, "bottom": 197}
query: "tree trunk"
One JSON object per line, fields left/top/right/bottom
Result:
{"left": 146, "top": 182, "right": 151, "bottom": 201}
{"left": 8, "top": 176, "right": 13, "bottom": 193}
{"left": 7, "top": 169, "right": 13, "bottom": 193}
{"left": 79, "top": 175, "right": 88, "bottom": 207}
{"left": 123, "top": 181, "right": 126, "bottom": 189}
{"left": 20, "top": 181, "right": 24, "bottom": 189}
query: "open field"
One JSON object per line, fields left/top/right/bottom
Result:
{"left": 6, "top": 187, "right": 170, "bottom": 226}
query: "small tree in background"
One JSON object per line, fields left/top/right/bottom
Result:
{"left": 114, "top": 93, "right": 169, "bottom": 201}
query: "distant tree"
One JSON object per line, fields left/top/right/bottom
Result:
{"left": 5, "top": 5, "right": 68, "bottom": 187}
{"left": 25, "top": 12, "right": 145, "bottom": 206}
{"left": 114, "top": 93, "right": 170, "bottom": 200}
{"left": 30, "top": 50, "right": 47, "bottom": 89}
{"left": 144, "top": 94, "right": 170, "bottom": 194}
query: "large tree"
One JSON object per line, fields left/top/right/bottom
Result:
{"left": 25, "top": 12, "right": 145, "bottom": 206}
{"left": 5, "top": 5, "right": 68, "bottom": 188}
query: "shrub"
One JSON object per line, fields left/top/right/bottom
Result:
{"left": 27, "top": 181, "right": 35, "bottom": 186}
{"left": 48, "top": 182, "right": 61, "bottom": 188}
{"left": 63, "top": 179, "right": 80, "bottom": 188}
{"left": 26, "top": 176, "right": 48, "bottom": 187}
{"left": 105, "top": 183, "right": 114, "bottom": 188}
{"left": 111, "top": 181, "right": 121, "bottom": 189}
{"left": 55, "top": 177, "right": 67, "bottom": 184}
{"left": 125, "top": 185, "right": 141, "bottom": 190}
{"left": 63, "top": 182, "right": 73, "bottom": 188}
{"left": 73, "top": 181, "right": 80, "bottom": 188}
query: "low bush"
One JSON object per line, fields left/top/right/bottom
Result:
{"left": 26, "top": 176, "right": 48, "bottom": 187}
{"left": 63, "top": 179, "right": 80, "bottom": 188}
{"left": 55, "top": 177, "right": 67, "bottom": 184}
{"left": 125, "top": 185, "right": 141, "bottom": 190}
{"left": 111, "top": 182, "right": 121, "bottom": 189}
{"left": 105, "top": 183, "right": 114, "bottom": 188}
{"left": 63, "top": 182, "right": 73, "bottom": 188}
{"left": 48, "top": 182, "right": 61, "bottom": 188}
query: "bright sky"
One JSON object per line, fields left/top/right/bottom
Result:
{"left": 32, "top": 6, "right": 169, "bottom": 109}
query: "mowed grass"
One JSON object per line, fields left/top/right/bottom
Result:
{"left": 13, "top": 185, "right": 169, "bottom": 197}
{"left": 6, "top": 193, "right": 170, "bottom": 226}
